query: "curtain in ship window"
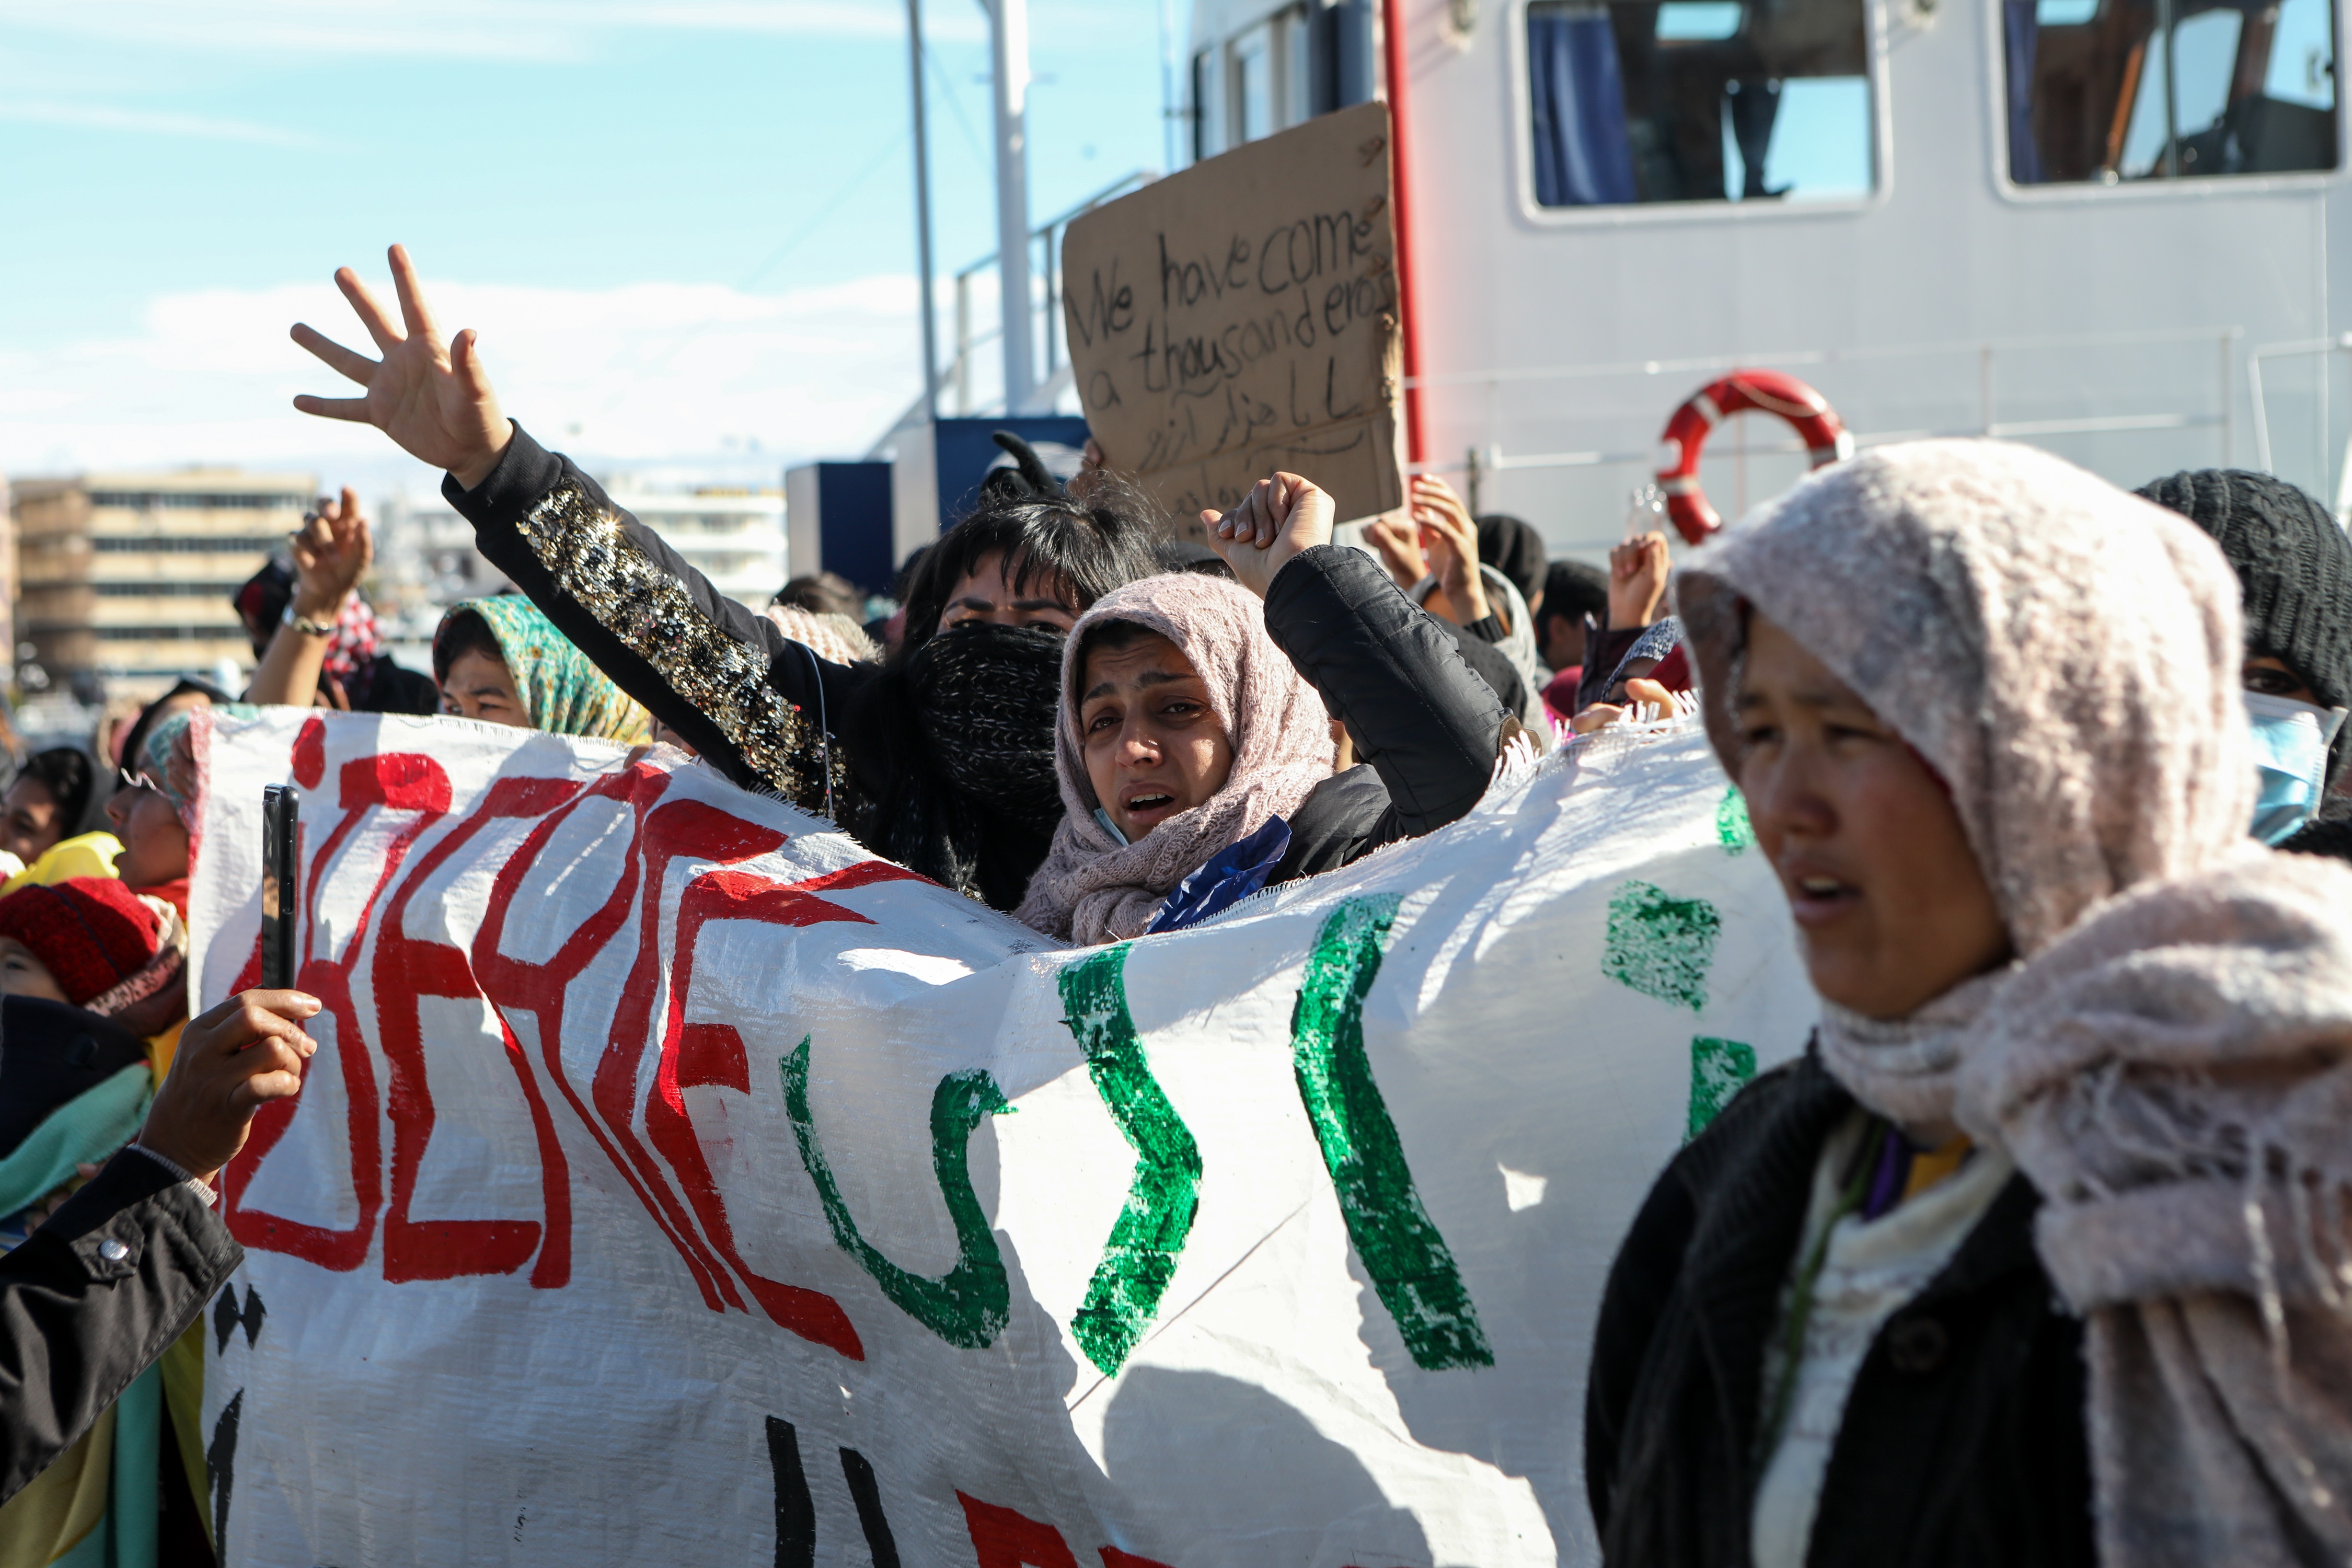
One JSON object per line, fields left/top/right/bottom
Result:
{"left": 2004, "top": 0, "right": 2047, "bottom": 182}
{"left": 1529, "top": 3, "right": 1639, "bottom": 205}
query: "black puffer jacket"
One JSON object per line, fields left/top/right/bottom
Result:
{"left": 1260, "top": 545, "right": 1514, "bottom": 883}
{"left": 1586, "top": 1051, "right": 2096, "bottom": 1568}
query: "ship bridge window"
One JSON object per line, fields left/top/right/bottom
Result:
{"left": 1657, "top": 3, "right": 1746, "bottom": 40}
{"left": 1193, "top": 2, "right": 1361, "bottom": 164}
{"left": 1527, "top": 0, "right": 1875, "bottom": 207}
{"left": 2004, "top": 0, "right": 2338, "bottom": 184}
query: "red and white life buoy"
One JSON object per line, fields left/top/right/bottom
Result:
{"left": 1653, "top": 370, "right": 1853, "bottom": 543}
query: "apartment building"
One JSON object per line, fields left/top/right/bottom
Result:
{"left": 373, "top": 490, "right": 510, "bottom": 632}
{"left": 13, "top": 468, "right": 313, "bottom": 704}
{"left": 601, "top": 483, "right": 788, "bottom": 610}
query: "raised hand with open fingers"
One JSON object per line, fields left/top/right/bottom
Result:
{"left": 290, "top": 245, "right": 513, "bottom": 490}
{"left": 1409, "top": 473, "right": 1491, "bottom": 627}
{"left": 1203, "top": 472, "right": 1336, "bottom": 599}
{"left": 1362, "top": 511, "right": 1427, "bottom": 591}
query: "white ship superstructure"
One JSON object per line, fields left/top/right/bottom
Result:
{"left": 1185, "top": 0, "right": 2348, "bottom": 555}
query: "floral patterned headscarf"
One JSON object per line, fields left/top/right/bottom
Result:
{"left": 436, "top": 596, "right": 651, "bottom": 743}
{"left": 144, "top": 705, "right": 257, "bottom": 828}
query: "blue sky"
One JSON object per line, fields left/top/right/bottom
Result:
{"left": 0, "top": 1, "right": 1171, "bottom": 482}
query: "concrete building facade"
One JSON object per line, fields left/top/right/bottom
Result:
{"left": 12, "top": 468, "right": 313, "bottom": 705}
{"left": 601, "top": 485, "right": 788, "bottom": 610}
{"left": 372, "top": 490, "right": 511, "bottom": 635}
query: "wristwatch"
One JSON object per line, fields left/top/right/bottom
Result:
{"left": 282, "top": 602, "right": 337, "bottom": 637}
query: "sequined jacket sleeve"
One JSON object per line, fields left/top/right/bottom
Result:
{"left": 443, "top": 424, "right": 860, "bottom": 814}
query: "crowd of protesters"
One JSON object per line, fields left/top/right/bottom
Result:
{"left": 2, "top": 240, "right": 2350, "bottom": 1567}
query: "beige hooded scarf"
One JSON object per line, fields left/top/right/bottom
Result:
{"left": 1013, "top": 572, "right": 1332, "bottom": 946}
{"left": 1677, "top": 439, "right": 2352, "bottom": 1568}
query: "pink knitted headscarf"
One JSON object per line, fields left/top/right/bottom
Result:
{"left": 1679, "top": 440, "right": 2352, "bottom": 1568}
{"left": 1677, "top": 438, "right": 2254, "bottom": 970}
{"left": 1013, "top": 573, "right": 1333, "bottom": 945}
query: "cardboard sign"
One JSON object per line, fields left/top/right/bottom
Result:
{"left": 1060, "top": 101, "right": 1404, "bottom": 534}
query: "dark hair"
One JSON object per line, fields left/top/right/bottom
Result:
{"left": 772, "top": 572, "right": 866, "bottom": 621}
{"left": 231, "top": 558, "right": 296, "bottom": 655}
{"left": 117, "top": 677, "right": 235, "bottom": 775}
{"left": 895, "top": 482, "right": 1163, "bottom": 665}
{"left": 1537, "top": 559, "right": 1610, "bottom": 633}
{"left": 16, "top": 748, "right": 96, "bottom": 834}
{"left": 891, "top": 544, "right": 933, "bottom": 604}
{"left": 432, "top": 609, "right": 504, "bottom": 684}
{"left": 1475, "top": 514, "right": 1549, "bottom": 606}
{"left": 977, "top": 430, "right": 1070, "bottom": 508}
{"left": 1154, "top": 538, "right": 1233, "bottom": 579}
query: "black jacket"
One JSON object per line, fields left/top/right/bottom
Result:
{"left": 1261, "top": 545, "right": 1512, "bottom": 883}
{"left": 0, "top": 1149, "right": 240, "bottom": 1505}
{"left": 1447, "top": 618, "right": 1531, "bottom": 718}
{"left": 448, "top": 433, "right": 1507, "bottom": 905}
{"left": 1585, "top": 1052, "right": 2096, "bottom": 1568}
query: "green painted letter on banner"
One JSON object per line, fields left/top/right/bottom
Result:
{"left": 1716, "top": 786, "right": 1755, "bottom": 854}
{"left": 1686, "top": 1035, "right": 1757, "bottom": 1140}
{"left": 1059, "top": 944, "right": 1204, "bottom": 1378}
{"left": 1602, "top": 880, "right": 1722, "bottom": 1013}
{"left": 783, "top": 1037, "right": 1012, "bottom": 1349}
{"left": 1292, "top": 896, "right": 1493, "bottom": 1371}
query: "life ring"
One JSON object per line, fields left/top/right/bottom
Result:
{"left": 1653, "top": 370, "right": 1853, "bottom": 543}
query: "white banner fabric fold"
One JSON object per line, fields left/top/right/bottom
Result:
{"left": 189, "top": 707, "right": 1814, "bottom": 1567}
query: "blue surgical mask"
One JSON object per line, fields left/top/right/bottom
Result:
{"left": 2244, "top": 692, "right": 2347, "bottom": 844}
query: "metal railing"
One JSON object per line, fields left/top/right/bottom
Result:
{"left": 946, "top": 169, "right": 1157, "bottom": 416}
{"left": 1408, "top": 327, "right": 2248, "bottom": 500}
{"left": 2247, "top": 332, "right": 2352, "bottom": 485}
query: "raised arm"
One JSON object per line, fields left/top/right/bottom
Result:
{"left": 1408, "top": 474, "right": 1494, "bottom": 629}
{"left": 290, "top": 246, "right": 859, "bottom": 809}
{"left": 1210, "top": 475, "right": 1511, "bottom": 836}
{"left": 442, "top": 428, "right": 860, "bottom": 809}
{"left": 245, "top": 488, "right": 370, "bottom": 709}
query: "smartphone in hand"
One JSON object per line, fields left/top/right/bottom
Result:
{"left": 261, "top": 785, "right": 300, "bottom": 990}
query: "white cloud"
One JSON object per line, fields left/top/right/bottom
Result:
{"left": 0, "top": 270, "right": 1008, "bottom": 480}
{"left": 0, "top": 100, "right": 318, "bottom": 144}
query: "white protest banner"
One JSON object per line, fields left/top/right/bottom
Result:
{"left": 1059, "top": 100, "right": 1404, "bottom": 534}
{"left": 188, "top": 707, "right": 1813, "bottom": 1566}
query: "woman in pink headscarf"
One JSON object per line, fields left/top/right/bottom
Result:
{"left": 1586, "top": 440, "right": 2352, "bottom": 1568}
{"left": 1016, "top": 472, "right": 1519, "bottom": 944}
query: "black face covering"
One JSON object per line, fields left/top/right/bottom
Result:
{"left": 907, "top": 622, "right": 1068, "bottom": 836}
{"left": 850, "top": 621, "right": 1068, "bottom": 908}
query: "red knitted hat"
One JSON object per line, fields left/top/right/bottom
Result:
{"left": 0, "top": 877, "right": 163, "bottom": 1007}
